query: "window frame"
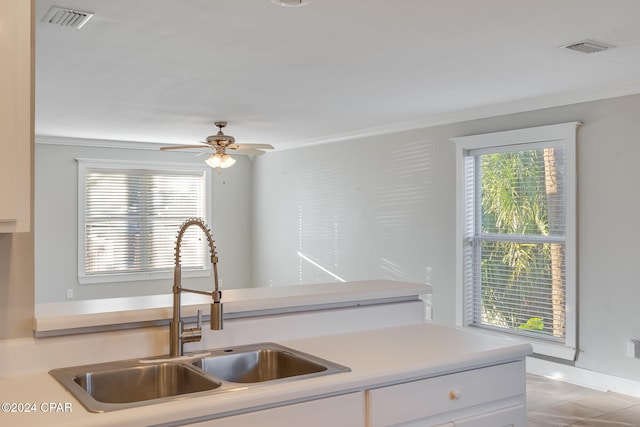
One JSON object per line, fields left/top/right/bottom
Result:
{"left": 453, "top": 122, "right": 580, "bottom": 360}
{"left": 77, "top": 158, "right": 213, "bottom": 285}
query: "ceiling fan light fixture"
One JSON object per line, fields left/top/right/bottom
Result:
{"left": 221, "top": 154, "right": 236, "bottom": 168}
{"left": 270, "top": 0, "right": 311, "bottom": 7}
{"left": 206, "top": 153, "right": 236, "bottom": 169}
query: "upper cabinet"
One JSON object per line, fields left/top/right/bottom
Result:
{"left": 0, "top": 0, "right": 33, "bottom": 233}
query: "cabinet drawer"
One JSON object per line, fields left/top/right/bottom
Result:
{"left": 367, "top": 360, "right": 525, "bottom": 427}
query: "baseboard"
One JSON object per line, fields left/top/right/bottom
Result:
{"left": 527, "top": 356, "right": 640, "bottom": 398}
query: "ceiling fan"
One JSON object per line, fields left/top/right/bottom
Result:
{"left": 160, "top": 122, "right": 274, "bottom": 168}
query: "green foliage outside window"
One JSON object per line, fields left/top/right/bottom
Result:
{"left": 478, "top": 149, "right": 565, "bottom": 339}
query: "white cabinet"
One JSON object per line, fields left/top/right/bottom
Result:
{"left": 366, "top": 360, "right": 526, "bottom": 427}
{"left": 382, "top": 403, "right": 524, "bottom": 427}
{"left": 163, "top": 360, "right": 527, "bottom": 427}
{"left": 442, "top": 403, "right": 524, "bottom": 427}
{"left": 0, "top": 0, "right": 32, "bottom": 233}
{"left": 181, "top": 392, "right": 365, "bottom": 427}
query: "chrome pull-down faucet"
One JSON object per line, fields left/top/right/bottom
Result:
{"left": 169, "top": 218, "right": 223, "bottom": 357}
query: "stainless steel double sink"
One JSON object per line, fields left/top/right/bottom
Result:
{"left": 49, "top": 343, "right": 350, "bottom": 413}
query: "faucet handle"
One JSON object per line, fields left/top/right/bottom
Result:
{"left": 181, "top": 310, "right": 203, "bottom": 345}
{"left": 196, "top": 309, "right": 203, "bottom": 329}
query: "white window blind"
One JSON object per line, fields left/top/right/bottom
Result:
{"left": 77, "top": 159, "right": 210, "bottom": 284}
{"left": 454, "top": 123, "right": 579, "bottom": 360}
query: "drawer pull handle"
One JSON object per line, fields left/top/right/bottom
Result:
{"left": 448, "top": 390, "right": 460, "bottom": 400}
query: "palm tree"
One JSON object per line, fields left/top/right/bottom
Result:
{"left": 479, "top": 148, "right": 562, "bottom": 337}
{"left": 543, "top": 147, "right": 565, "bottom": 338}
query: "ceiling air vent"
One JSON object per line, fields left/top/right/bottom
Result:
{"left": 562, "top": 40, "right": 614, "bottom": 54}
{"left": 42, "top": 6, "right": 94, "bottom": 29}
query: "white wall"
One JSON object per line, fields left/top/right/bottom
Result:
{"left": 252, "top": 93, "right": 640, "bottom": 383}
{"left": 35, "top": 140, "right": 253, "bottom": 303}
{"left": 251, "top": 130, "right": 450, "bottom": 307}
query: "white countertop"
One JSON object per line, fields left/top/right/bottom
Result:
{"left": 34, "top": 280, "right": 431, "bottom": 335}
{"left": 0, "top": 323, "right": 532, "bottom": 427}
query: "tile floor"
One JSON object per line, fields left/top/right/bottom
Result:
{"left": 527, "top": 374, "right": 640, "bottom": 426}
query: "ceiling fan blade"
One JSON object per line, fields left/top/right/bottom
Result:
{"left": 230, "top": 147, "right": 268, "bottom": 156}
{"left": 160, "top": 144, "right": 209, "bottom": 151}
{"left": 236, "top": 143, "right": 274, "bottom": 150}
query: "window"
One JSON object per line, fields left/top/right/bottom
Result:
{"left": 454, "top": 122, "right": 579, "bottom": 360}
{"left": 77, "top": 159, "right": 211, "bottom": 284}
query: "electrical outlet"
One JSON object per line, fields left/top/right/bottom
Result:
{"left": 66, "top": 288, "right": 74, "bottom": 300}
{"left": 626, "top": 340, "right": 639, "bottom": 358}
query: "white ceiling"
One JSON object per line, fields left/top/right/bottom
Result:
{"left": 35, "top": 0, "right": 640, "bottom": 150}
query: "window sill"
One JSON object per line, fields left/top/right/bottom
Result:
{"left": 463, "top": 326, "right": 576, "bottom": 361}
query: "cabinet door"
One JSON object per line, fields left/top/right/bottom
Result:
{"left": 0, "top": 0, "right": 32, "bottom": 233}
{"left": 386, "top": 402, "right": 523, "bottom": 427}
{"left": 392, "top": 421, "right": 454, "bottom": 427}
{"left": 182, "top": 392, "right": 365, "bottom": 427}
{"left": 451, "top": 402, "right": 524, "bottom": 427}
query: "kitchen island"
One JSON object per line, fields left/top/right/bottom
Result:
{"left": 0, "top": 281, "right": 532, "bottom": 426}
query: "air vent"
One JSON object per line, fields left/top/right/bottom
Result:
{"left": 562, "top": 40, "right": 614, "bottom": 54}
{"left": 42, "top": 6, "right": 94, "bottom": 29}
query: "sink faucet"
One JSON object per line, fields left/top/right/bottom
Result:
{"left": 169, "top": 217, "right": 223, "bottom": 357}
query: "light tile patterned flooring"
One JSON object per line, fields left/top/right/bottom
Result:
{"left": 527, "top": 374, "right": 640, "bottom": 426}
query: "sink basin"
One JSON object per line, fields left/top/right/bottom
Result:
{"left": 73, "top": 363, "right": 220, "bottom": 404}
{"left": 50, "top": 360, "right": 221, "bottom": 412}
{"left": 50, "top": 343, "right": 350, "bottom": 412}
{"left": 192, "top": 345, "right": 331, "bottom": 383}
